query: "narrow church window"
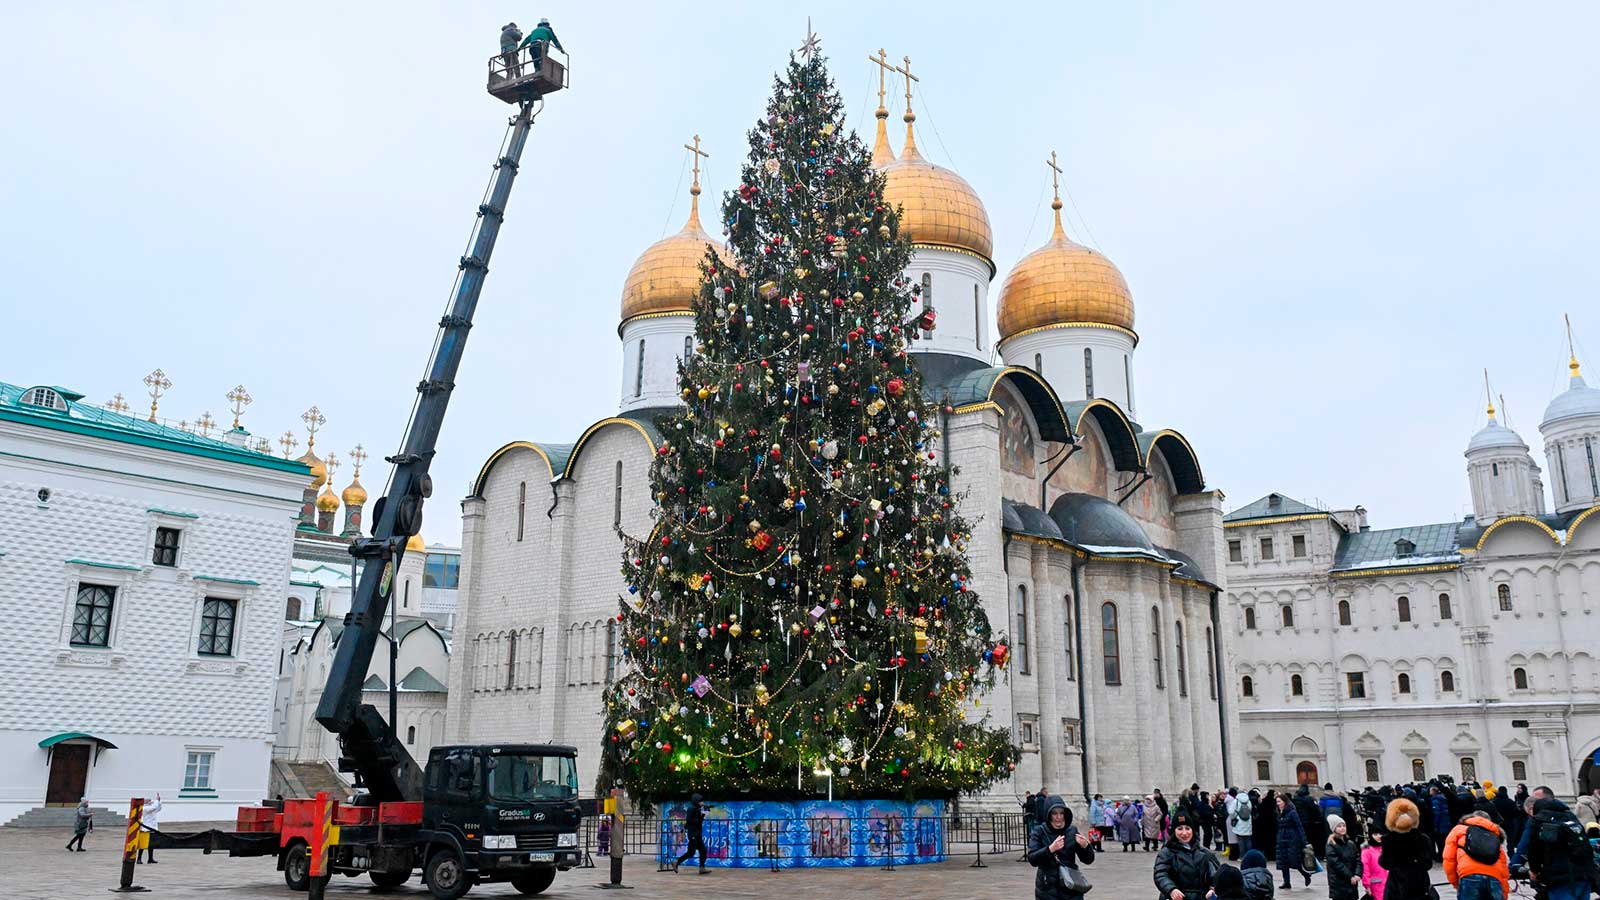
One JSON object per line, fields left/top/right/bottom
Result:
{"left": 1257, "top": 759, "right": 1270, "bottom": 781}
{"left": 1034, "top": 353, "right": 1043, "bottom": 375}
{"left": 1244, "top": 607, "right": 1256, "bottom": 630}
{"left": 1438, "top": 593, "right": 1452, "bottom": 620}
{"left": 1412, "top": 759, "right": 1427, "bottom": 781}
{"left": 1346, "top": 671, "right": 1366, "bottom": 699}
{"left": 1337, "top": 600, "right": 1351, "bottom": 626}
{"left": 1062, "top": 595, "right": 1074, "bottom": 681}
{"left": 1397, "top": 672, "right": 1411, "bottom": 694}
{"left": 1460, "top": 757, "right": 1476, "bottom": 781}
{"left": 517, "top": 481, "right": 526, "bottom": 542}
{"left": 1281, "top": 604, "right": 1294, "bottom": 628}
{"left": 1587, "top": 436, "right": 1598, "bottom": 496}
{"left": 1492, "top": 462, "right": 1499, "bottom": 476}
{"left": 1292, "top": 534, "right": 1307, "bottom": 558}
{"left": 1175, "top": 621, "right": 1188, "bottom": 697}
{"left": 605, "top": 619, "right": 618, "bottom": 684}
{"left": 407, "top": 725, "right": 416, "bottom": 745}
{"left": 1228, "top": 541, "right": 1242, "bottom": 563}
{"left": 402, "top": 580, "right": 410, "bottom": 613}
{"left": 1016, "top": 586, "right": 1031, "bottom": 675}
{"left": 613, "top": 460, "right": 624, "bottom": 528}
{"left": 683, "top": 335, "right": 693, "bottom": 362}
{"left": 1241, "top": 675, "right": 1254, "bottom": 697}
{"left": 1513, "top": 667, "right": 1528, "bottom": 690}
{"left": 1260, "top": 537, "right": 1275, "bottom": 560}
{"left": 634, "top": 339, "right": 646, "bottom": 397}
{"left": 1558, "top": 445, "right": 1571, "bottom": 503}
{"left": 1205, "top": 627, "right": 1217, "bottom": 700}
{"left": 1124, "top": 355, "right": 1133, "bottom": 410}
{"left": 1101, "top": 602, "right": 1120, "bottom": 685}
{"left": 1084, "top": 348, "right": 1094, "bottom": 397}
{"left": 1291, "top": 673, "right": 1304, "bottom": 696}
{"left": 1513, "top": 760, "right": 1527, "bottom": 781}
{"left": 1365, "top": 759, "right": 1380, "bottom": 782}
{"left": 1397, "top": 595, "right": 1411, "bottom": 622}
{"left": 286, "top": 597, "right": 301, "bottom": 621}
{"left": 1440, "top": 670, "right": 1455, "bottom": 693}
{"left": 1498, "top": 584, "right": 1512, "bottom": 611}
{"left": 973, "top": 284, "right": 982, "bottom": 349}
{"left": 505, "top": 632, "right": 518, "bottom": 690}
{"left": 1150, "top": 606, "right": 1164, "bottom": 689}
{"left": 921, "top": 273, "right": 933, "bottom": 313}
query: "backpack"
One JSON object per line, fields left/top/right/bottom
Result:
{"left": 1463, "top": 823, "right": 1502, "bottom": 864}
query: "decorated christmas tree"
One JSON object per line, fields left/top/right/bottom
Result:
{"left": 600, "top": 48, "right": 1017, "bottom": 802}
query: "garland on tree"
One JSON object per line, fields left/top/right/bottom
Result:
{"left": 600, "top": 49, "right": 1017, "bottom": 803}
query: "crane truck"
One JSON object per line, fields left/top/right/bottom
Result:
{"left": 144, "top": 41, "right": 577, "bottom": 900}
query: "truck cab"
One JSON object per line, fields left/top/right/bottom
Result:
{"left": 419, "top": 743, "right": 582, "bottom": 897}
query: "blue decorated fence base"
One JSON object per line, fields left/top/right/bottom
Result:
{"left": 657, "top": 798, "right": 946, "bottom": 868}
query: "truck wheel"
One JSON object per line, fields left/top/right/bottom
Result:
{"left": 425, "top": 848, "right": 471, "bottom": 900}
{"left": 369, "top": 869, "right": 410, "bottom": 890}
{"left": 511, "top": 867, "right": 556, "bottom": 895}
{"left": 282, "top": 843, "right": 310, "bottom": 891}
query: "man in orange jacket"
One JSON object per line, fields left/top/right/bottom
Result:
{"left": 1444, "top": 811, "right": 1510, "bottom": 900}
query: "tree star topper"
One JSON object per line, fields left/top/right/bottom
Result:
{"left": 798, "top": 18, "right": 820, "bottom": 61}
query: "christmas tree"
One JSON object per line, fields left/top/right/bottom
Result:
{"left": 600, "top": 49, "right": 1017, "bottom": 803}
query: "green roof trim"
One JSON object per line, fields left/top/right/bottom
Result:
{"left": 399, "top": 666, "right": 448, "bottom": 692}
{"left": 362, "top": 674, "right": 387, "bottom": 690}
{"left": 65, "top": 558, "right": 141, "bottom": 571}
{"left": 1, "top": 380, "right": 311, "bottom": 476}
{"left": 147, "top": 507, "right": 200, "bottom": 519}
{"left": 290, "top": 579, "right": 323, "bottom": 588}
{"left": 39, "top": 732, "right": 118, "bottom": 750}
{"left": 194, "top": 574, "right": 260, "bottom": 586}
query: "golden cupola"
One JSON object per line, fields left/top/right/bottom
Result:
{"left": 341, "top": 476, "right": 367, "bottom": 507}
{"left": 406, "top": 533, "right": 426, "bottom": 554}
{"left": 873, "top": 58, "right": 993, "bottom": 268}
{"left": 316, "top": 483, "right": 340, "bottom": 513}
{"left": 619, "top": 138, "right": 731, "bottom": 327}
{"left": 298, "top": 449, "right": 327, "bottom": 489}
{"left": 997, "top": 157, "right": 1134, "bottom": 341}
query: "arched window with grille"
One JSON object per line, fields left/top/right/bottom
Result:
{"left": 1365, "top": 759, "right": 1380, "bottom": 782}
{"left": 1412, "top": 758, "right": 1427, "bottom": 781}
{"left": 1441, "top": 670, "right": 1455, "bottom": 693}
{"left": 1512, "top": 760, "right": 1527, "bottom": 780}
{"left": 1151, "top": 606, "right": 1164, "bottom": 689}
{"left": 1241, "top": 675, "right": 1254, "bottom": 697}
{"left": 1337, "top": 600, "right": 1351, "bottom": 626}
{"left": 1513, "top": 667, "right": 1528, "bottom": 690}
{"left": 1498, "top": 584, "right": 1513, "bottom": 611}
{"left": 1244, "top": 607, "right": 1256, "bottom": 630}
{"left": 1101, "top": 602, "right": 1120, "bottom": 685}
{"left": 1397, "top": 595, "right": 1411, "bottom": 622}
{"left": 1398, "top": 672, "right": 1411, "bottom": 694}
{"left": 1438, "top": 593, "right": 1452, "bottom": 620}
{"left": 407, "top": 725, "right": 416, "bottom": 745}
{"left": 1281, "top": 605, "right": 1294, "bottom": 627}
{"left": 1291, "top": 673, "right": 1304, "bottom": 696}
{"left": 1016, "top": 586, "right": 1031, "bottom": 675}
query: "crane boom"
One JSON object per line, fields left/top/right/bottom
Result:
{"left": 315, "top": 98, "right": 539, "bottom": 801}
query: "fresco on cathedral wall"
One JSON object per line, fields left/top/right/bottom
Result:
{"left": 1128, "top": 449, "right": 1179, "bottom": 548}
{"left": 1047, "top": 419, "right": 1112, "bottom": 501}
{"left": 996, "top": 387, "right": 1041, "bottom": 505}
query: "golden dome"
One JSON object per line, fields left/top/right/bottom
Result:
{"left": 619, "top": 169, "right": 730, "bottom": 326}
{"left": 406, "top": 534, "right": 425, "bottom": 554}
{"left": 997, "top": 202, "right": 1134, "bottom": 340}
{"left": 877, "top": 118, "right": 993, "bottom": 266}
{"left": 298, "top": 449, "right": 327, "bottom": 488}
{"left": 316, "top": 484, "right": 340, "bottom": 513}
{"left": 341, "top": 477, "right": 367, "bottom": 507}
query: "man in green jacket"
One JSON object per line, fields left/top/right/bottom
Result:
{"left": 519, "top": 18, "right": 564, "bottom": 69}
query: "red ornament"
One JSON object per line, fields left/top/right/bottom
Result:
{"left": 991, "top": 644, "right": 1010, "bottom": 668}
{"left": 885, "top": 377, "right": 905, "bottom": 397}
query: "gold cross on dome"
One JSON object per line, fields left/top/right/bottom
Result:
{"left": 301, "top": 405, "right": 325, "bottom": 449}
{"left": 196, "top": 412, "right": 217, "bottom": 437}
{"left": 869, "top": 48, "right": 894, "bottom": 111}
{"left": 325, "top": 451, "right": 340, "bottom": 482}
{"left": 894, "top": 55, "right": 919, "bottom": 122}
{"left": 279, "top": 430, "right": 298, "bottom": 459}
{"left": 350, "top": 444, "right": 368, "bottom": 477}
{"left": 143, "top": 368, "right": 171, "bottom": 422}
{"left": 226, "top": 384, "right": 252, "bottom": 429}
{"left": 1047, "top": 151, "right": 1064, "bottom": 202}
{"left": 106, "top": 393, "right": 130, "bottom": 414}
{"left": 684, "top": 134, "right": 709, "bottom": 197}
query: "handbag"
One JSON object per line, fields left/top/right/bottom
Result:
{"left": 1302, "top": 843, "right": 1317, "bottom": 871}
{"left": 1058, "top": 864, "right": 1092, "bottom": 894}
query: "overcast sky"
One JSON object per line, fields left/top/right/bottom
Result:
{"left": 5, "top": 2, "right": 1597, "bottom": 544}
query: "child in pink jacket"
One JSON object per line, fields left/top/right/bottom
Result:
{"left": 1359, "top": 832, "right": 1387, "bottom": 900}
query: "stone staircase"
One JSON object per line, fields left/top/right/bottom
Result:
{"left": 5, "top": 805, "right": 127, "bottom": 828}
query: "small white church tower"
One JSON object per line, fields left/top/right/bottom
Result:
{"left": 1540, "top": 330, "right": 1600, "bottom": 514}
{"left": 1465, "top": 376, "right": 1544, "bottom": 522}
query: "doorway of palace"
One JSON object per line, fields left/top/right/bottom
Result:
{"left": 45, "top": 744, "right": 90, "bottom": 806}
{"left": 1296, "top": 761, "right": 1319, "bottom": 785}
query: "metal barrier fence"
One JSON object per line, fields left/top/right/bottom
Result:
{"left": 573, "top": 812, "right": 1030, "bottom": 870}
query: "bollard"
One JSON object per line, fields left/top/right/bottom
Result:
{"left": 110, "top": 797, "right": 150, "bottom": 893}
{"left": 596, "top": 787, "right": 631, "bottom": 889}
{"left": 307, "top": 791, "right": 332, "bottom": 900}
{"left": 971, "top": 814, "right": 987, "bottom": 868}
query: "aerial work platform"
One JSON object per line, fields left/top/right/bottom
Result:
{"left": 488, "top": 43, "right": 568, "bottom": 102}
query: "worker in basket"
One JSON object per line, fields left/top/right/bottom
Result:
{"left": 519, "top": 18, "right": 564, "bottom": 72}
{"left": 499, "top": 22, "right": 523, "bottom": 77}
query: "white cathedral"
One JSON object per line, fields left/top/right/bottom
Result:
{"left": 445, "top": 76, "right": 1242, "bottom": 806}
{"left": 1226, "top": 352, "right": 1600, "bottom": 795}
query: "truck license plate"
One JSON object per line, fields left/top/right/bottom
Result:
{"left": 529, "top": 852, "right": 555, "bottom": 862}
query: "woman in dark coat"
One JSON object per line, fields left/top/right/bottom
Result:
{"left": 1377, "top": 798, "right": 1433, "bottom": 900}
{"left": 1323, "top": 815, "right": 1362, "bottom": 900}
{"left": 1274, "top": 794, "right": 1312, "bottom": 889}
{"left": 1255, "top": 790, "right": 1278, "bottom": 861}
{"left": 1027, "top": 795, "right": 1095, "bottom": 900}
{"left": 1153, "top": 812, "right": 1222, "bottom": 900}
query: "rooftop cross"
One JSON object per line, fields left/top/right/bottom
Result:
{"left": 1483, "top": 368, "right": 1496, "bottom": 419}
{"left": 301, "top": 405, "right": 325, "bottom": 450}
{"left": 142, "top": 368, "right": 171, "bottom": 423}
{"left": 350, "top": 444, "right": 368, "bottom": 477}
{"left": 1047, "top": 150, "right": 1067, "bottom": 237}
{"left": 869, "top": 48, "right": 894, "bottom": 114}
{"left": 1567, "top": 313, "right": 1581, "bottom": 377}
{"left": 106, "top": 393, "right": 130, "bottom": 414}
{"left": 279, "top": 430, "right": 298, "bottom": 459}
{"left": 196, "top": 412, "right": 217, "bottom": 437}
{"left": 227, "top": 384, "right": 252, "bottom": 429}
{"left": 326, "top": 451, "right": 340, "bottom": 483}
{"left": 894, "top": 55, "right": 919, "bottom": 124}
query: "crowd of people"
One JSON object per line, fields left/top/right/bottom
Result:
{"left": 1023, "top": 780, "right": 1600, "bottom": 900}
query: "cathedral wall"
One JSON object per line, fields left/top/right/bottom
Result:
{"left": 1125, "top": 451, "right": 1178, "bottom": 549}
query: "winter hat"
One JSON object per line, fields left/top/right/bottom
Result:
{"left": 1386, "top": 797, "right": 1421, "bottom": 833}
{"left": 1327, "top": 813, "right": 1346, "bottom": 831}
{"left": 1586, "top": 822, "right": 1600, "bottom": 837}
{"left": 1215, "top": 866, "right": 1245, "bottom": 893}
{"left": 1241, "top": 849, "right": 1268, "bottom": 871}
{"left": 1170, "top": 812, "right": 1196, "bottom": 832}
